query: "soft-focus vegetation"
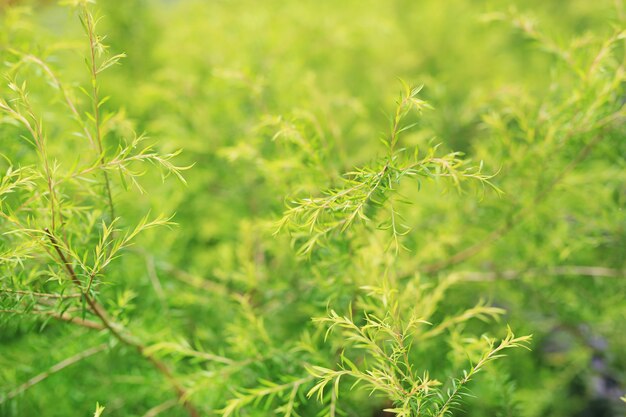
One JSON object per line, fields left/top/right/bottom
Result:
{"left": 0, "top": 1, "right": 624, "bottom": 416}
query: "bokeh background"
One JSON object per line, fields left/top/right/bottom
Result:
{"left": 1, "top": 0, "right": 625, "bottom": 416}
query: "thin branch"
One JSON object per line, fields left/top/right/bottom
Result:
{"left": 0, "top": 289, "right": 81, "bottom": 299}
{"left": 141, "top": 399, "right": 178, "bottom": 417}
{"left": 51, "top": 311, "right": 105, "bottom": 330}
{"left": 44, "top": 228, "right": 200, "bottom": 417}
{"left": 17, "top": 53, "right": 97, "bottom": 148}
{"left": 0, "top": 308, "right": 105, "bottom": 330}
{"left": 329, "top": 386, "right": 337, "bottom": 417}
{"left": 433, "top": 331, "right": 530, "bottom": 417}
{"left": 161, "top": 262, "right": 232, "bottom": 296}
{"left": 419, "top": 132, "right": 607, "bottom": 274}
{"left": 83, "top": 7, "right": 115, "bottom": 220}
{"left": 145, "top": 254, "right": 168, "bottom": 312}
{"left": 0, "top": 94, "right": 59, "bottom": 229}
{"left": 457, "top": 266, "right": 623, "bottom": 282}
{"left": 0, "top": 343, "right": 108, "bottom": 404}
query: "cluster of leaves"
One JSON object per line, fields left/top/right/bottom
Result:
{"left": 0, "top": 1, "right": 197, "bottom": 416}
{"left": 278, "top": 84, "right": 500, "bottom": 255}
{"left": 218, "top": 276, "right": 530, "bottom": 417}
{"left": 307, "top": 284, "right": 530, "bottom": 417}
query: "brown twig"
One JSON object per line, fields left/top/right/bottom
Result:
{"left": 51, "top": 311, "right": 105, "bottom": 330}
{"left": 44, "top": 228, "right": 200, "bottom": 417}
{"left": 0, "top": 308, "right": 105, "bottom": 330}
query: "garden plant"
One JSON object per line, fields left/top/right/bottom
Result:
{"left": 0, "top": 1, "right": 625, "bottom": 416}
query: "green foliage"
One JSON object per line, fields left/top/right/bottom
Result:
{"left": 306, "top": 283, "right": 530, "bottom": 417}
{"left": 1, "top": 1, "right": 625, "bottom": 417}
{"left": 278, "top": 83, "right": 500, "bottom": 255}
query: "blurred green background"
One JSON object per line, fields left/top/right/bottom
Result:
{"left": 1, "top": 0, "right": 625, "bottom": 416}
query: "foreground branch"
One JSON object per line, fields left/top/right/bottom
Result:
{"left": 44, "top": 228, "right": 200, "bottom": 417}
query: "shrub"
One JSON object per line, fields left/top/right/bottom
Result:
{"left": 1, "top": 1, "right": 624, "bottom": 417}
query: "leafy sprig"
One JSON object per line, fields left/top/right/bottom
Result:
{"left": 306, "top": 283, "right": 531, "bottom": 417}
{"left": 278, "top": 84, "right": 500, "bottom": 255}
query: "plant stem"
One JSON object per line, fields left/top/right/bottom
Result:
{"left": 44, "top": 228, "right": 200, "bottom": 417}
{"left": 83, "top": 8, "right": 116, "bottom": 221}
{"left": 417, "top": 132, "right": 607, "bottom": 274}
{"left": 142, "top": 399, "right": 178, "bottom": 417}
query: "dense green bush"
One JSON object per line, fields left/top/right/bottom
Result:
{"left": 0, "top": 1, "right": 624, "bottom": 416}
